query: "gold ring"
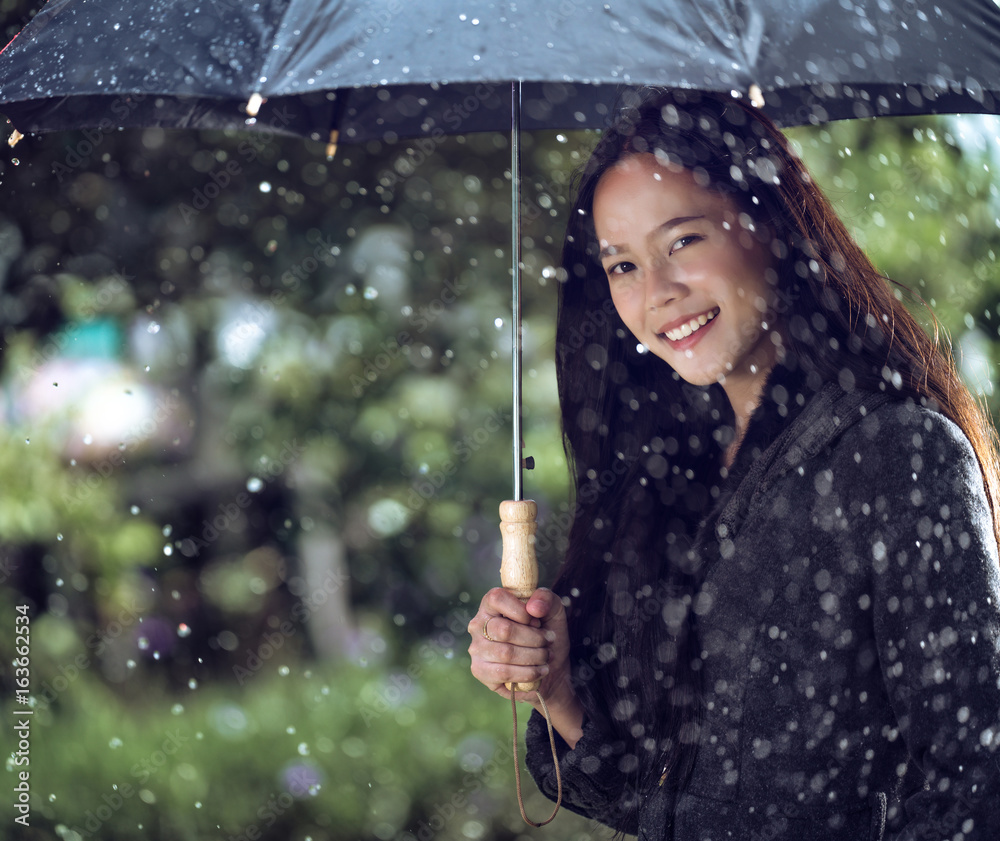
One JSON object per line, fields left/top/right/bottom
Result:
{"left": 483, "top": 617, "right": 496, "bottom": 642}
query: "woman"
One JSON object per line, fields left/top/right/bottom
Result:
{"left": 468, "top": 88, "right": 1000, "bottom": 840}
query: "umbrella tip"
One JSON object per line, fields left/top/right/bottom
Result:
{"left": 749, "top": 84, "right": 765, "bottom": 109}
{"left": 8, "top": 128, "right": 23, "bottom": 148}
{"left": 245, "top": 92, "right": 265, "bottom": 118}
{"left": 326, "top": 130, "right": 339, "bottom": 161}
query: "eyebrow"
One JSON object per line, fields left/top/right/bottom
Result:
{"left": 598, "top": 215, "right": 706, "bottom": 260}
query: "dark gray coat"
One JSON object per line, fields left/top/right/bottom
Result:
{"left": 527, "top": 382, "right": 1000, "bottom": 840}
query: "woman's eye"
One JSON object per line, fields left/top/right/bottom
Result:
{"left": 670, "top": 234, "right": 702, "bottom": 254}
{"left": 606, "top": 260, "right": 636, "bottom": 277}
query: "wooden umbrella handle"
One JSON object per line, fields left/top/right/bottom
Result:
{"left": 499, "top": 499, "right": 539, "bottom": 691}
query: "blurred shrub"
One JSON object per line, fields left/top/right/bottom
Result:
{"left": 1, "top": 647, "right": 605, "bottom": 841}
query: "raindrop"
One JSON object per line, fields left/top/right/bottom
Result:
{"left": 363, "top": 287, "right": 378, "bottom": 300}
{"left": 279, "top": 665, "right": 290, "bottom": 676}
{"left": 163, "top": 544, "right": 173, "bottom": 556}
{"left": 11, "top": 159, "right": 18, "bottom": 166}
{"left": 147, "top": 322, "right": 161, "bottom": 334}
{"left": 494, "top": 317, "right": 504, "bottom": 329}
{"left": 171, "top": 703, "right": 184, "bottom": 715}
{"left": 259, "top": 181, "right": 272, "bottom": 193}
{"left": 56, "top": 533, "right": 64, "bottom": 541}
{"left": 246, "top": 477, "right": 264, "bottom": 492}
{"left": 109, "top": 737, "right": 123, "bottom": 749}
{"left": 130, "top": 505, "right": 140, "bottom": 515}
{"left": 188, "top": 678, "right": 198, "bottom": 690}
{"left": 297, "top": 742, "right": 310, "bottom": 756}
{"left": 138, "top": 637, "right": 150, "bottom": 651}
{"left": 177, "top": 623, "right": 192, "bottom": 638}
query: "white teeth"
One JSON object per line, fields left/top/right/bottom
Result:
{"left": 664, "top": 308, "right": 719, "bottom": 342}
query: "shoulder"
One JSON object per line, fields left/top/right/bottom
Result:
{"left": 771, "top": 386, "right": 974, "bottom": 484}
{"left": 826, "top": 395, "right": 995, "bottom": 544}
{"left": 835, "top": 396, "right": 979, "bottom": 481}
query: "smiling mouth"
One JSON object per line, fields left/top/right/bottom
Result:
{"left": 661, "top": 307, "right": 720, "bottom": 342}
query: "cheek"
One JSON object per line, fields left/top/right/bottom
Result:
{"left": 608, "top": 286, "right": 639, "bottom": 323}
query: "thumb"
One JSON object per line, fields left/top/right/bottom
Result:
{"left": 524, "top": 588, "right": 563, "bottom": 622}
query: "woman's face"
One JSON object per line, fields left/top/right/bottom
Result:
{"left": 593, "top": 153, "right": 782, "bottom": 403}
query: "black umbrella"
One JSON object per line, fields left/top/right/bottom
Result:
{"left": 3, "top": 0, "right": 1000, "bottom": 142}
{"left": 3, "top": 0, "right": 1000, "bottom": 826}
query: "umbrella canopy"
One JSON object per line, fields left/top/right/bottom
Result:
{"left": 2, "top": 0, "right": 1000, "bottom": 144}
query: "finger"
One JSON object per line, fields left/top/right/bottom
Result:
{"left": 471, "top": 637, "right": 550, "bottom": 669}
{"left": 476, "top": 615, "right": 550, "bottom": 649}
{"left": 483, "top": 682, "right": 543, "bottom": 704}
{"left": 468, "top": 611, "right": 540, "bottom": 647}
{"left": 480, "top": 587, "right": 537, "bottom": 624}
{"left": 492, "top": 684, "right": 549, "bottom": 704}
{"left": 472, "top": 659, "right": 550, "bottom": 691}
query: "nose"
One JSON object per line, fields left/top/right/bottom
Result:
{"left": 645, "top": 264, "right": 683, "bottom": 312}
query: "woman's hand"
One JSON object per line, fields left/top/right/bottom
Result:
{"left": 468, "top": 587, "right": 585, "bottom": 747}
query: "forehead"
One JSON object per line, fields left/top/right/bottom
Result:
{"left": 592, "top": 153, "right": 732, "bottom": 232}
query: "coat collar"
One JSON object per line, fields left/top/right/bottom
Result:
{"left": 712, "top": 364, "right": 894, "bottom": 542}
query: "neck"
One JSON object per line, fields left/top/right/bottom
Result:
{"left": 720, "top": 346, "right": 786, "bottom": 467}
{"left": 723, "top": 417, "right": 749, "bottom": 469}
{"left": 721, "top": 367, "right": 774, "bottom": 452}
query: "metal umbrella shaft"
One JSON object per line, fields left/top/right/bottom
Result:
{"left": 499, "top": 81, "right": 540, "bottom": 686}
{"left": 511, "top": 80, "right": 524, "bottom": 504}
{"left": 499, "top": 84, "right": 559, "bottom": 832}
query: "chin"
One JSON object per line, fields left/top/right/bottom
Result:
{"left": 690, "top": 375, "right": 725, "bottom": 389}
{"left": 666, "top": 366, "right": 723, "bottom": 389}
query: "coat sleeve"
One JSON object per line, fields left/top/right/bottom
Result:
{"left": 864, "top": 406, "right": 1000, "bottom": 840}
{"left": 524, "top": 708, "right": 653, "bottom": 835}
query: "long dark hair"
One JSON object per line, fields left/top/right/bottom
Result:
{"left": 551, "top": 88, "right": 1000, "bottom": 810}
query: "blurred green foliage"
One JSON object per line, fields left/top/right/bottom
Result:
{"left": 1, "top": 2, "right": 999, "bottom": 838}
{"left": 1, "top": 621, "right": 607, "bottom": 841}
